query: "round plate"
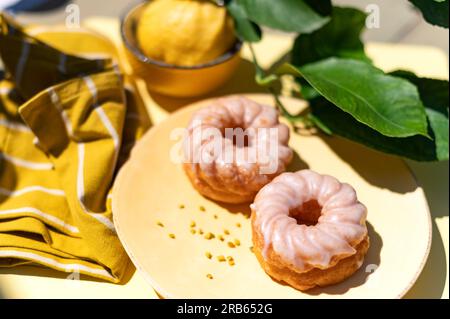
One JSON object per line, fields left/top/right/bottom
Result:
{"left": 112, "top": 94, "right": 432, "bottom": 298}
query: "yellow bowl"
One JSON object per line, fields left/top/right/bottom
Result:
{"left": 121, "top": 2, "right": 242, "bottom": 98}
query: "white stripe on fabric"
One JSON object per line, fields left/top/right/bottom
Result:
{"left": 90, "top": 214, "right": 116, "bottom": 232}
{"left": 32, "top": 136, "right": 40, "bottom": 146}
{"left": 0, "top": 250, "right": 113, "bottom": 279}
{"left": 0, "top": 186, "right": 65, "bottom": 197}
{"left": 77, "top": 144, "right": 116, "bottom": 233}
{"left": 80, "top": 77, "right": 120, "bottom": 231}
{"left": 0, "top": 207, "right": 79, "bottom": 234}
{"left": 45, "top": 78, "right": 117, "bottom": 232}
{"left": 48, "top": 88, "right": 73, "bottom": 137}
{"left": 82, "top": 75, "right": 123, "bottom": 108}
{"left": 112, "top": 64, "right": 121, "bottom": 78}
{"left": 95, "top": 107, "right": 120, "bottom": 149}
{"left": 0, "top": 119, "right": 31, "bottom": 133}
{"left": 0, "top": 86, "right": 12, "bottom": 95}
{"left": 0, "top": 152, "right": 53, "bottom": 170}
{"left": 15, "top": 42, "right": 30, "bottom": 86}
{"left": 82, "top": 76, "right": 120, "bottom": 149}
{"left": 124, "top": 84, "right": 135, "bottom": 92}
{"left": 82, "top": 76, "right": 99, "bottom": 106}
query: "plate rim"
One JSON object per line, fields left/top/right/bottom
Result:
{"left": 112, "top": 94, "right": 433, "bottom": 299}
{"left": 395, "top": 168, "right": 433, "bottom": 298}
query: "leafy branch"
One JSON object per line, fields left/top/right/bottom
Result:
{"left": 225, "top": 0, "right": 449, "bottom": 161}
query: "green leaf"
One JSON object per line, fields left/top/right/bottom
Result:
{"left": 390, "top": 70, "right": 449, "bottom": 114}
{"left": 309, "top": 73, "right": 449, "bottom": 161}
{"left": 291, "top": 7, "right": 371, "bottom": 103}
{"left": 309, "top": 97, "right": 446, "bottom": 161}
{"left": 409, "top": 0, "right": 449, "bottom": 28}
{"left": 390, "top": 70, "right": 449, "bottom": 160}
{"left": 308, "top": 113, "right": 332, "bottom": 135}
{"left": 300, "top": 83, "right": 321, "bottom": 100}
{"left": 292, "top": 7, "right": 371, "bottom": 67}
{"left": 426, "top": 108, "right": 449, "bottom": 160}
{"left": 226, "top": 0, "right": 262, "bottom": 42}
{"left": 279, "top": 59, "right": 429, "bottom": 138}
{"left": 236, "top": 0, "right": 330, "bottom": 33}
{"left": 303, "top": 0, "right": 332, "bottom": 16}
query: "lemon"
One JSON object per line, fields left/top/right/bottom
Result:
{"left": 137, "top": 0, "right": 236, "bottom": 67}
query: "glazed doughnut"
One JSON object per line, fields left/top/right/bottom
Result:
{"left": 251, "top": 170, "right": 369, "bottom": 291}
{"left": 183, "top": 96, "right": 293, "bottom": 204}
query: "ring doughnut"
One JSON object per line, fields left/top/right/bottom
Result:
{"left": 183, "top": 96, "right": 293, "bottom": 204}
{"left": 251, "top": 169, "right": 370, "bottom": 291}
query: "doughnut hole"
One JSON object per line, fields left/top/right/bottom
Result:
{"left": 225, "top": 130, "right": 250, "bottom": 147}
{"left": 289, "top": 200, "right": 322, "bottom": 226}
{"left": 224, "top": 127, "right": 253, "bottom": 148}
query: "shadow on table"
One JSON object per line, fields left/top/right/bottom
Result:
{"left": 262, "top": 222, "right": 382, "bottom": 296}
{"left": 320, "top": 134, "right": 418, "bottom": 194}
{"left": 286, "top": 149, "right": 309, "bottom": 172}
{"left": 217, "top": 201, "right": 252, "bottom": 219}
{"left": 148, "top": 58, "right": 267, "bottom": 113}
{"left": 319, "top": 136, "right": 448, "bottom": 297}
{"left": 304, "top": 222, "right": 382, "bottom": 296}
{"left": 407, "top": 160, "right": 449, "bottom": 218}
{"left": 404, "top": 160, "right": 448, "bottom": 298}
{"left": 216, "top": 149, "right": 309, "bottom": 218}
{"left": 404, "top": 220, "right": 447, "bottom": 298}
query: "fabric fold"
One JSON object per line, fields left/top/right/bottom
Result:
{"left": 0, "top": 12, "right": 150, "bottom": 283}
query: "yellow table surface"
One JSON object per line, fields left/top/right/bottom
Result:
{"left": 0, "top": 18, "right": 448, "bottom": 299}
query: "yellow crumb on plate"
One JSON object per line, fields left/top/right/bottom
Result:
{"left": 204, "top": 232, "right": 215, "bottom": 240}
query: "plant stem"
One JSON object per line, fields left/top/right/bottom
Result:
{"left": 248, "top": 43, "right": 309, "bottom": 124}
{"left": 248, "top": 43, "right": 265, "bottom": 80}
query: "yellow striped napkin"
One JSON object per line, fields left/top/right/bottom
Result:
{"left": 0, "top": 13, "right": 150, "bottom": 283}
